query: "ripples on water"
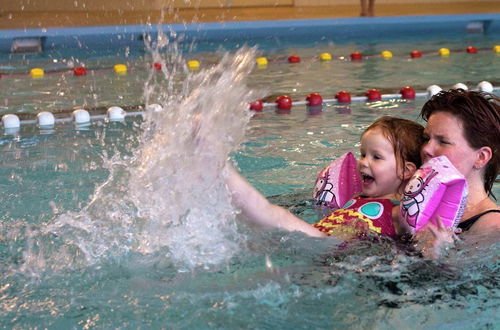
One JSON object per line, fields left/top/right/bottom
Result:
{"left": 0, "top": 36, "right": 499, "bottom": 328}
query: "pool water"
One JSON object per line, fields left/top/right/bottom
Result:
{"left": 1, "top": 37, "right": 499, "bottom": 115}
{"left": 0, "top": 27, "right": 499, "bottom": 328}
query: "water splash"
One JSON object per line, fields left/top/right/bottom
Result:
{"left": 15, "top": 42, "right": 260, "bottom": 274}
{"left": 129, "top": 46, "right": 259, "bottom": 269}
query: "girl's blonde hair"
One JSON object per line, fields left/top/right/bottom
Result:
{"left": 363, "top": 116, "right": 425, "bottom": 174}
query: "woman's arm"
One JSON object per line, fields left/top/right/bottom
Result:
{"left": 413, "top": 209, "right": 500, "bottom": 259}
{"left": 225, "top": 165, "right": 326, "bottom": 237}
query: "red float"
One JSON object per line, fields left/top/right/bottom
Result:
{"left": 365, "top": 89, "right": 382, "bottom": 101}
{"left": 288, "top": 55, "right": 301, "bottom": 63}
{"left": 410, "top": 50, "right": 422, "bottom": 58}
{"left": 275, "top": 95, "right": 293, "bottom": 110}
{"left": 400, "top": 86, "right": 416, "bottom": 99}
{"left": 350, "top": 52, "right": 363, "bottom": 60}
{"left": 153, "top": 62, "right": 162, "bottom": 70}
{"left": 306, "top": 93, "right": 323, "bottom": 106}
{"left": 249, "top": 100, "right": 263, "bottom": 111}
{"left": 335, "top": 91, "right": 352, "bottom": 103}
{"left": 466, "top": 46, "right": 478, "bottom": 54}
{"left": 73, "top": 67, "right": 87, "bottom": 76}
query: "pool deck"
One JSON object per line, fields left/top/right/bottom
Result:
{"left": 1, "top": 2, "right": 500, "bottom": 30}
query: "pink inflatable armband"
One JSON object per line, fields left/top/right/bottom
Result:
{"left": 313, "top": 152, "right": 362, "bottom": 209}
{"left": 401, "top": 156, "right": 467, "bottom": 233}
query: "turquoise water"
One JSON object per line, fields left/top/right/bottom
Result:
{"left": 1, "top": 38, "right": 499, "bottom": 115}
{"left": 0, "top": 31, "right": 499, "bottom": 328}
{"left": 1, "top": 99, "right": 499, "bottom": 328}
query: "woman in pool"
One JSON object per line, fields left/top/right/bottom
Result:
{"left": 418, "top": 89, "right": 500, "bottom": 238}
{"left": 227, "top": 116, "right": 425, "bottom": 238}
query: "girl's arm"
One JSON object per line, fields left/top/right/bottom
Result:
{"left": 225, "top": 165, "right": 326, "bottom": 237}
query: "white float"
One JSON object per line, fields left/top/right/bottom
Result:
{"left": 37, "top": 111, "right": 55, "bottom": 127}
{"left": 426, "top": 85, "right": 442, "bottom": 99}
{"left": 477, "top": 81, "right": 493, "bottom": 93}
{"left": 72, "top": 109, "right": 91, "bottom": 125}
{"left": 452, "top": 83, "right": 468, "bottom": 90}
{"left": 2, "top": 114, "right": 20, "bottom": 129}
{"left": 107, "top": 106, "right": 126, "bottom": 121}
{"left": 146, "top": 103, "right": 163, "bottom": 112}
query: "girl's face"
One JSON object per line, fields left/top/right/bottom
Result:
{"left": 421, "top": 111, "right": 477, "bottom": 179}
{"left": 358, "top": 128, "right": 403, "bottom": 199}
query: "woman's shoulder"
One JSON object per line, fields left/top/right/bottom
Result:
{"left": 476, "top": 207, "right": 500, "bottom": 223}
{"left": 466, "top": 206, "right": 500, "bottom": 233}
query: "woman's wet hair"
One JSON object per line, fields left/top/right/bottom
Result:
{"left": 363, "top": 116, "right": 425, "bottom": 175}
{"left": 421, "top": 89, "right": 500, "bottom": 198}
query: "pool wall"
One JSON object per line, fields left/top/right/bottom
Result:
{"left": 0, "top": 13, "right": 499, "bottom": 54}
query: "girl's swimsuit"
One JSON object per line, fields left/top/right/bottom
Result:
{"left": 457, "top": 209, "right": 500, "bottom": 231}
{"left": 313, "top": 197, "right": 398, "bottom": 238}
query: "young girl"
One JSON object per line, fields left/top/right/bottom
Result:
{"left": 313, "top": 116, "right": 425, "bottom": 239}
{"left": 226, "top": 116, "right": 425, "bottom": 238}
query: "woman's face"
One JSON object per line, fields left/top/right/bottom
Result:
{"left": 421, "top": 111, "right": 478, "bottom": 178}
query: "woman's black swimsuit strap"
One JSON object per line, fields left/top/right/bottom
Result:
{"left": 458, "top": 209, "right": 500, "bottom": 231}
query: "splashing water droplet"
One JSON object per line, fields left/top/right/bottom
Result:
{"left": 128, "top": 46, "right": 259, "bottom": 269}
{"left": 18, "top": 40, "right": 261, "bottom": 274}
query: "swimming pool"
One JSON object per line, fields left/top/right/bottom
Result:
{"left": 1, "top": 14, "right": 499, "bottom": 328}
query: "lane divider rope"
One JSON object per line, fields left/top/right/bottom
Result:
{"left": 0, "top": 45, "right": 499, "bottom": 78}
{"left": 1, "top": 83, "right": 498, "bottom": 132}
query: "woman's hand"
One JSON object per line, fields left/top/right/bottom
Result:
{"left": 413, "top": 217, "right": 460, "bottom": 259}
{"left": 427, "top": 216, "right": 461, "bottom": 258}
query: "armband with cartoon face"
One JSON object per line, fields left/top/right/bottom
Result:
{"left": 313, "top": 152, "right": 362, "bottom": 210}
{"left": 400, "top": 156, "right": 468, "bottom": 233}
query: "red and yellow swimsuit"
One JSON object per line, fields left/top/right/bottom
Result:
{"left": 313, "top": 197, "right": 398, "bottom": 239}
